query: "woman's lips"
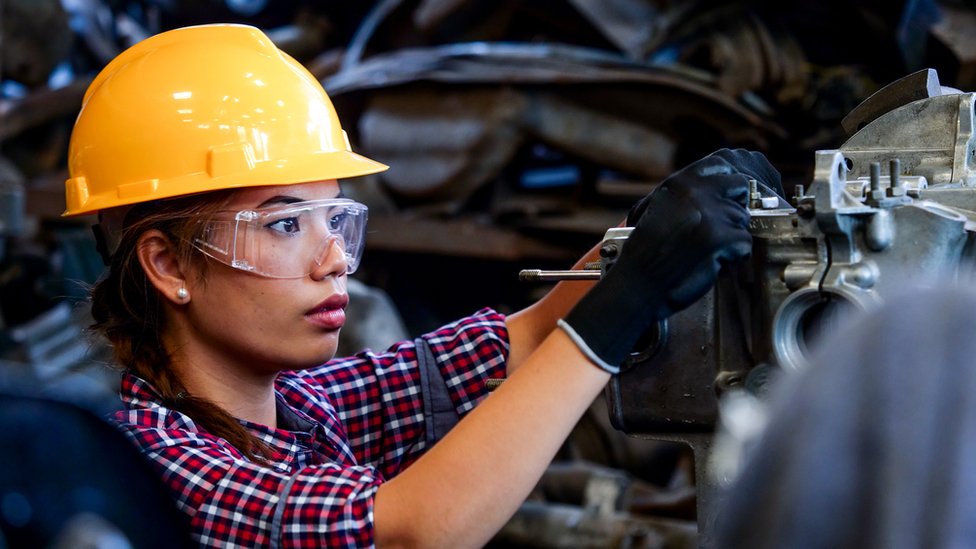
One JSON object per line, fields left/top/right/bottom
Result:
{"left": 305, "top": 294, "right": 349, "bottom": 330}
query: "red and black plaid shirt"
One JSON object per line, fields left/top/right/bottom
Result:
{"left": 110, "top": 309, "right": 508, "bottom": 548}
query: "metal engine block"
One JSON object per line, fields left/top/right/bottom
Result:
{"left": 605, "top": 69, "right": 976, "bottom": 436}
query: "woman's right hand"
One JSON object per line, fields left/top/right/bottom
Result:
{"left": 559, "top": 149, "right": 778, "bottom": 371}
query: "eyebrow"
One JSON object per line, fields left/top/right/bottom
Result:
{"left": 255, "top": 192, "right": 347, "bottom": 208}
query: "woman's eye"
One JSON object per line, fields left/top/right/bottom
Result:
{"left": 328, "top": 212, "right": 347, "bottom": 231}
{"left": 265, "top": 216, "right": 301, "bottom": 234}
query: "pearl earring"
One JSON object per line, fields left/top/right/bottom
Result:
{"left": 176, "top": 286, "right": 189, "bottom": 301}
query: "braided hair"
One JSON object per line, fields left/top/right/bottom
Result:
{"left": 90, "top": 192, "right": 274, "bottom": 463}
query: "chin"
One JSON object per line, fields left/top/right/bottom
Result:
{"left": 269, "top": 329, "right": 339, "bottom": 370}
{"left": 299, "top": 341, "right": 339, "bottom": 368}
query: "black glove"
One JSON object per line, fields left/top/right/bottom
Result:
{"left": 627, "top": 148, "right": 784, "bottom": 226}
{"left": 560, "top": 152, "right": 758, "bottom": 373}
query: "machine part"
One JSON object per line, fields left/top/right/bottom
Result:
{"left": 842, "top": 93, "right": 976, "bottom": 188}
{"left": 340, "top": 0, "right": 403, "bottom": 71}
{"left": 841, "top": 68, "right": 957, "bottom": 136}
{"left": 520, "top": 92, "right": 677, "bottom": 182}
{"left": 0, "top": 0, "right": 72, "bottom": 87}
{"left": 0, "top": 157, "right": 25, "bottom": 268}
{"left": 0, "top": 157, "right": 25, "bottom": 240}
{"left": 0, "top": 77, "right": 92, "bottom": 143}
{"left": 491, "top": 499, "right": 697, "bottom": 549}
{"left": 771, "top": 287, "right": 860, "bottom": 371}
{"left": 225, "top": 0, "right": 269, "bottom": 17}
{"left": 675, "top": 12, "right": 809, "bottom": 103}
{"left": 357, "top": 87, "right": 525, "bottom": 202}
{"left": 565, "top": 0, "right": 673, "bottom": 61}
{"left": 929, "top": 2, "right": 976, "bottom": 91}
{"left": 519, "top": 269, "right": 601, "bottom": 282}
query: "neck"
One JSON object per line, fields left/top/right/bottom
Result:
{"left": 167, "top": 343, "right": 280, "bottom": 428}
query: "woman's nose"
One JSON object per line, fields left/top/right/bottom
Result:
{"left": 309, "top": 236, "right": 349, "bottom": 280}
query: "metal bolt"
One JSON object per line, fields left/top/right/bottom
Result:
{"left": 599, "top": 244, "right": 618, "bottom": 258}
{"left": 867, "top": 162, "right": 885, "bottom": 201}
{"left": 848, "top": 262, "right": 877, "bottom": 289}
{"left": 887, "top": 158, "right": 905, "bottom": 197}
{"left": 793, "top": 184, "right": 805, "bottom": 207}
{"left": 748, "top": 178, "right": 762, "bottom": 208}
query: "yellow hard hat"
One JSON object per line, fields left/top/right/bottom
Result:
{"left": 63, "top": 23, "right": 387, "bottom": 217}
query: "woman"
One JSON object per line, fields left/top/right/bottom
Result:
{"left": 66, "top": 23, "right": 770, "bottom": 547}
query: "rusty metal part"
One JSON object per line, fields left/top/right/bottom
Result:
{"left": 0, "top": 0, "right": 72, "bottom": 87}
{"left": 493, "top": 499, "right": 697, "bottom": 548}
{"left": 358, "top": 87, "right": 525, "bottom": 201}
{"left": 265, "top": 18, "right": 333, "bottom": 62}
{"left": 412, "top": 0, "right": 516, "bottom": 37}
{"left": 565, "top": 0, "right": 671, "bottom": 60}
{"left": 929, "top": 2, "right": 976, "bottom": 92}
{"left": 0, "top": 78, "right": 92, "bottom": 143}
{"left": 341, "top": 0, "right": 403, "bottom": 71}
{"left": 520, "top": 92, "right": 677, "bottom": 180}
{"left": 58, "top": 0, "right": 123, "bottom": 66}
{"left": 0, "top": 157, "right": 25, "bottom": 251}
{"left": 676, "top": 13, "right": 808, "bottom": 103}
{"left": 306, "top": 48, "right": 345, "bottom": 80}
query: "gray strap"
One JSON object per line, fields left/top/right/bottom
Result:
{"left": 269, "top": 473, "right": 302, "bottom": 549}
{"left": 416, "top": 337, "right": 460, "bottom": 448}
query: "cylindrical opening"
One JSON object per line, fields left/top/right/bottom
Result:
{"left": 774, "top": 290, "right": 859, "bottom": 370}
{"left": 623, "top": 319, "right": 668, "bottom": 371}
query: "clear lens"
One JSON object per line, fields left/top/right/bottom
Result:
{"left": 193, "top": 199, "right": 368, "bottom": 278}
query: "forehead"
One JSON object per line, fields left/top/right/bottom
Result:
{"left": 223, "top": 180, "right": 342, "bottom": 208}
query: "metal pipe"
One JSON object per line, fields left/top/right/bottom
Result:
{"left": 518, "top": 269, "right": 601, "bottom": 282}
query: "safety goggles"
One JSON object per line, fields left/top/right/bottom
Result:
{"left": 191, "top": 198, "right": 368, "bottom": 278}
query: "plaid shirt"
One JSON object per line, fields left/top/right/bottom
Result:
{"left": 110, "top": 309, "right": 508, "bottom": 548}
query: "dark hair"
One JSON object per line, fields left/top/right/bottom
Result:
{"left": 90, "top": 192, "right": 274, "bottom": 463}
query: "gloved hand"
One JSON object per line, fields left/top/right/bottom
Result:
{"left": 627, "top": 148, "right": 784, "bottom": 226}
{"left": 560, "top": 150, "right": 768, "bottom": 373}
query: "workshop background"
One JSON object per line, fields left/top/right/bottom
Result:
{"left": 0, "top": 0, "right": 973, "bottom": 547}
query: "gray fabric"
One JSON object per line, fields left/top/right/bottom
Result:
{"left": 269, "top": 473, "right": 303, "bottom": 549}
{"left": 416, "top": 337, "right": 461, "bottom": 448}
{"left": 716, "top": 286, "right": 976, "bottom": 549}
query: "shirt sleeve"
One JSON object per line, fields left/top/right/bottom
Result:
{"left": 113, "top": 422, "right": 381, "bottom": 549}
{"left": 293, "top": 308, "right": 509, "bottom": 478}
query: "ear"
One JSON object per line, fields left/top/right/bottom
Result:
{"left": 136, "top": 229, "right": 191, "bottom": 305}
